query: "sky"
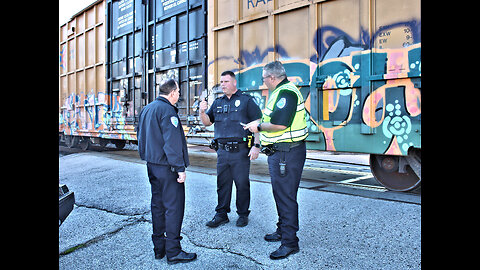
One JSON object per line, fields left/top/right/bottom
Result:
{"left": 59, "top": 0, "right": 97, "bottom": 26}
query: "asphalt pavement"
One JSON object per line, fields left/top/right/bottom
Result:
{"left": 59, "top": 152, "right": 421, "bottom": 269}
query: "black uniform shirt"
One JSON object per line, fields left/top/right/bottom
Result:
{"left": 206, "top": 90, "right": 262, "bottom": 140}
{"left": 137, "top": 96, "right": 189, "bottom": 172}
{"left": 269, "top": 78, "right": 298, "bottom": 127}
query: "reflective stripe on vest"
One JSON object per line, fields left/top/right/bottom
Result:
{"left": 260, "top": 81, "right": 308, "bottom": 145}
{"left": 263, "top": 102, "right": 305, "bottom": 116}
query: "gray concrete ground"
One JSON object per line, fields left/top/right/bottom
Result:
{"left": 59, "top": 152, "right": 420, "bottom": 269}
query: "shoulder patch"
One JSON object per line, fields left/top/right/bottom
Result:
{"left": 276, "top": 97, "right": 286, "bottom": 109}
{"left": 170, "top": 116, "right": 179, "bottom": 128}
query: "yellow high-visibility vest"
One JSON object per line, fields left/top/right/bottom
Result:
{"left": 260, "top": 81, "right": 308, "bottom": 145}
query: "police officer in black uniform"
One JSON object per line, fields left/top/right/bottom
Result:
{"left": 199, "top": 71, "right": 262, "bottom": 228}
{"left": 137, "top": 79, "right": 197, "bottom": 264}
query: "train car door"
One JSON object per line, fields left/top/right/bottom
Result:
{"left": 106, "top": 0, "right": 147, "bottom": 126}
{"left": 146, "top": 0, "right": 207, "bottom": 127}
{"left": 106, "top": 0, "right": 207, "bottom": 128}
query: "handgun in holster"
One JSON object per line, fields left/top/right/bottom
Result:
{"left": 209, "top": 139, "right": 219, "bottom": 151}
{"left": 261, "top": 144, "right": 275, "bottom": 156}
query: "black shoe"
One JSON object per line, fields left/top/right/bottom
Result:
{"left": 269, "top": 245, "right": 299, "bottom": 260}
{"left": 206, "top": 216, "right": 229, "bottom": 228}
{"left": 167, "top": 250, "right": 197, "bottom": 265}
{"left": 236, "top": 216, "right": 248, "bottom": 227}
{"left": 264, "top": 232, "right": 282, "bottom": 242}
{"left": 154, "top": 249, "right": 165, "bottom": 260}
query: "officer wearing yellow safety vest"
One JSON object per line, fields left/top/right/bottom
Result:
{"left": 243, "top": 61, "right": 308, "bottom": 260}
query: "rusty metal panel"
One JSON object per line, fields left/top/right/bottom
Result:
{"left": 216, "top": 27, "right": 237, "bottom": 76}
{"left": 278, "top": 0, "right": 306, "bottom": 8}
{"left": 240, "top": 0, "right": 269, "bottom": 20}
{"left": 67, "top": 39, "right": 75, "bottom": 73}
{"left": 373, "top": 0, "right": 420, "bottom": 49}
{"left": 76, "top": 34, "right": 85, "bottom": 69}
{"left": 59, "top": 0, "right": 106, "bottom": 137}
{"left": 208, "top": 0, "right": 315, "bottom": 90}
{"left": 96, "top": 24, "right": 105, "bottom": 63}
{"left": 240, "top": 18, "right": 269, "bottom": 65}
{"left": 59, "top": 43, "right": 67, "bottom": 75}
{"left": 86, "top": 5, "right": 96, "bottom": 29}
{"left": 96, "top": 65, "right": 105, "bottom": 93}
{"left": 277, "top": 6, "right": 310, "bottom": 62}
{"left": 85, "top": 30, "right": 96, "bottom": 67}
{"left": 76, "top": 11, "right": 85, "bottom": 33}
{"left": 217, "top": 0, "right": 235, "bottom": 26}
{"left": 319, "top": 0, "right": 361, "bottom": 51}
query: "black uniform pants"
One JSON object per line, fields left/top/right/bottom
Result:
{"left": 267, "top": 141, "right": 306, "bottom": 248}
{"left": 215, "top": 145, "right": 251, "bottom": 218}
{"left": 147, "top": 162, "right": 185, "bottom": 258}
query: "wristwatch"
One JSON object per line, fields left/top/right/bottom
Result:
{"left": 254, "top": 143, "right": 261, "bottom": 148}
{"left": 257, "top": 123, "right": 262, "bottom": 132}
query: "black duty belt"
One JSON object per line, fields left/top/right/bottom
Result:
{"left": 218, "top": 141, "right": 247, "bottom": 152}
{"left": 272, "top": 141, "right": 303, "bottom": 151}
{"left": 261, "top": 141, "right": 304, "bottom": 156}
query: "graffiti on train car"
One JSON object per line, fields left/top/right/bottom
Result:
{"left": 247, "top": 0, "right": 272, "bottom": 9}
{"left": 211, "top": 21, "right": 421, "bottom": 155}
{"left": 59, "top": 91, "right": 137, "bottom": 140}
{"left": 311, "top": 43, "right": 421, "bottom": 155}
{"left": 59, "top": 18, "right": 421, "bottom": 155}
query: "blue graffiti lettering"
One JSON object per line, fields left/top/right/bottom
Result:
{"left": 247, "top": 0, "right": 271, "bottom": 9}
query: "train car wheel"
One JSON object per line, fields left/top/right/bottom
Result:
{"left": 114, "top": 140, "right": 126, "bottom": 149}
{"left": 99, "top": 138, "right": 109, "bottom": 148}
{"left": 370, "top": 154, "right": 421, "bottom": 192}
{"left": 79, "top": 138, "right": 91, "bottom": 151}
{"left": 65, "top": 135, "right": 79, "bottom": 148}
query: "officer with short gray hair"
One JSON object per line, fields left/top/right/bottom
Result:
{"left": 244, "top": 61, "right": 308, "bottom": 260}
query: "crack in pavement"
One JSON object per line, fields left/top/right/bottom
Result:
{"left": 74, "top": 202, "right": 150, "bottom": 217}
{"left": 59, "top": 204, "right": 148, "bottom": 256}
{"left": 181, "top": 232, "right": 266, "bottom": 267}
{"left": 59, "top": 216, "right": 147, "bottom": 256}
{"left": 61, "top": 204, "right": 266, "bottom": 268}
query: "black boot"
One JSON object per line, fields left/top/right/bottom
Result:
{"left": 269, "top": 245, "right": 299, "bottom": 260}
{"left": 167, "top": 250, "right": 197, "bottom": 264}
{"left": 206, "top": 215, "right": 229, "bottom": 228}
{"left": 264, "top": 231, "right": 282, "bottom": 242}
{"left": 154, "top": 248, "right": 165, "bottom": 259}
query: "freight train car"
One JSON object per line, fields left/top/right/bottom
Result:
{"left": 59, "top": 0, "right": 421, "bottom": 191}
{"left": 59, "top": 0, "right": 208, "bottom": 150}
{"left": 206, "top": 0, "right": 421, "bottom": 191}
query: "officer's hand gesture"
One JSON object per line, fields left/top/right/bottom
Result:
{"left": 199, "top": 100, "right": 208, "bottom": 113}
{"left": 248, "top": 146, "right": 260, "bottom": 161}
{"left": 177, "top": 172, "right": 186, "bottom": 183}
{"left": 243, "top": 119, "right": 260, "bottom": 133}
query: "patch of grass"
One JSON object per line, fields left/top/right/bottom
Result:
{"left": 60, "top": 244, "right": 85, "bottom": 255}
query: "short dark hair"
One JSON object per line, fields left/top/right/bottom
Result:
{"left": 158, "top": 79, "right": 178, "bottom": 95}
{"left": 221, "top": 70, "right": 236, "bottom": 80}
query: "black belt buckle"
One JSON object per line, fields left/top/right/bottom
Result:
{"left": 225, "top": 142, "right": 239, "bottom": 152}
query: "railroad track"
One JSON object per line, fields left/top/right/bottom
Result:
{"left": 59, "top": 144, "right": 420, "bottom": 204}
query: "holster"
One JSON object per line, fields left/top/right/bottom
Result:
{"left": 209, "top": 139, "right": 219, "bottom": 151}
{"left": 261, "top": 141, "right": 303, "bottom": 156}
{"left": 261, "top": 145, "right": 275, "bottom": 156}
